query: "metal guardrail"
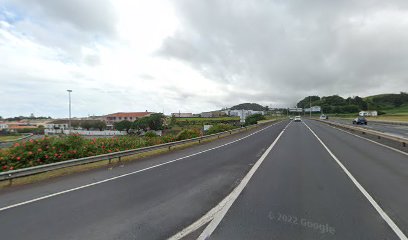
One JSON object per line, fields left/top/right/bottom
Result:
{"left": 0, "top": 134, "right": 33, "bottom": 144}
{"left": 0, "top": 120, "right": 279, "bottom": 181}
{"left": 315, "top": 119, "right": 408, "bottom": 148}
{"left": 365, "top": 120, "right": 408, "bottom": 126}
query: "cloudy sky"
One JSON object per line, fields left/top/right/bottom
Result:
{"left": 1, "top": 0, "right": 407, "bottom": 118}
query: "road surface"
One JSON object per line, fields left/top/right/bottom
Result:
{"left": 328, "top": 118, "right": 408, "bottom": 139}
{"left": 0, "top": 119, "right": 408, "bottom": 240}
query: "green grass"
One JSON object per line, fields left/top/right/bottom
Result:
{"left": 381, "top": 104, "right": 408, "bottom": 115}
{"left": 0, "top": 135, "right": 23, "bottom": 142}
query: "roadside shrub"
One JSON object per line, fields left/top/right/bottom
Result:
{"left": 176, "top": 129, "right": 201, "bottom": 141}
{"left": 0, "top": 127, "right": 210, "bottom": 172}
{"left": 144, "top": 131, "right": 157, "bottom": 138}
{"left": 245, "top": 114, "right": 265, "bottom": 126}
{"left": 206, "top": 124, "right": 236, "bottom": 135}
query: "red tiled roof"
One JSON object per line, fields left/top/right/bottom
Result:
{"left": 105, "top": 112, "right": 152, "bottom": 118}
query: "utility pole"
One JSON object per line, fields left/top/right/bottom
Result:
{"left": 309, "top": 96, "right": 312, "bottom": 118}
{"left": 67, "top": 90, "right": 72, "bottom": 134}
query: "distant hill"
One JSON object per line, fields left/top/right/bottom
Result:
{"left": 296, "top": 92, "right": 408, "bottom": 114}
{"left": 364, "top": 93, "right": 408, "bottom": 109}
{"left": 230, "top": 103, "right": 266, "bottom": 111}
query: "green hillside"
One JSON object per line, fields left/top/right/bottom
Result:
{"left": 297, "top": 92, "right": 408, "bottom": 115}
{"left": 230, "top": 103, "right": 267, "bottom": 111}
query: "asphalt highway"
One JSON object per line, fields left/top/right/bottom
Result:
{"left": 329, "top": 118, "right": 408, "bottom": 139}
{"left": 0, "top": 121, "right": 288, "bottom": 240}
{"left": 209, "top": 119, "right": 408, "bottom": 239}
{"left": 1, "top": 119, "right": 407, "bottom": 240}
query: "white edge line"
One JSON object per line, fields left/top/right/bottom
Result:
{"left": 303, "top": 121, "right": 408, "bottom": 240}
{"left": 192, "top": 121, "right": 290, "bottom": 240}
{"left": 0, "top": 122, "right": 283, "bottom": 213}
{"left": 317, "top": 121, "right": 408, "bottom": 157}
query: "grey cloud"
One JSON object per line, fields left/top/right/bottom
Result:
{"left": 12, "top": 0, "right": 117, "bottom": 36}
{"left": 2, "top": 0, "right": 117, "bottom": 62}
{"left": 160, "top": 0, "right": 408, "bottom": 106}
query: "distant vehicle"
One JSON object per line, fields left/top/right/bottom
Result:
{"left": 294, "top": 116, "right": 301, "bottom": 122}
{"left": 289, "top": 116, "right": 294, "bottom": 120}
{"left": 320, "top": 115, "right": 328, "bottom": 120}
{"left": 352, "top": 117, "right": 367, "bottom": 125}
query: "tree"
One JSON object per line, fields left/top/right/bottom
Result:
{"left": 147, "top": 113, "right": 165, "bottom": 130}
{"left": 80, "top": 121, "right": 93, "bottom": 130}
{"left": 114, "top": 120, "right": 133, "bottom": 133}
{"left": 231, "top": 103, "right": 265, "bottom": 111}
{"left": 297, "top": 96, "right": 320, "bottom": 108}
{"left": 245, "top": 114, "right": 265, "bottom": 126}
{"left": 133, "top": 118, "right": 149, "bottom": 132}
{"left": 93, "top": 121, "right": 107, "bottom": 131}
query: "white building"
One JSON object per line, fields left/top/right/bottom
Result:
{"left": 223, "top": 109, "right": 264, "bottom": 123}
{"left": 224, "top": 110, "right": 264, "bottom": 116}
{"left": 171, "top": 113, "right": 194, "bottom": 118}
{"left": 0, "top": 123, "right": 8, "bottom": 129}
{"left": 359, "top": 111, "right": 378, "bottom": 117}
{"left": 45, "top": 123, "right": 69, "bottom": 129}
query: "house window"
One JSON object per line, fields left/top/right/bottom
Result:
{"left": 130, "top": 117, "right": 132, "bottom": 120}
{"left": 124, "top": 117, "right": 127, "bottom": 120}
{"left": 119, "top": 117, "right": 122, "bottom": 120}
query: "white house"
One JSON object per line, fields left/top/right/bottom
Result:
{"left": 171, "top": 113, "right": 193, "bottom": 118}
{"left": 45, "top": 123, "right": 69, "bottom": 129}
{"left": 0, "top": 123, "right": 8, "bottom": 129}
{"left": 359, "top": 111, "right": 378, "bottom": 117}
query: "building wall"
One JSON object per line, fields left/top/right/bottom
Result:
{"left": 171, "top": 113, "right": 193, "bottom": 118}
{"left": 45, "top": 124, "right": 69, "bottom": 129}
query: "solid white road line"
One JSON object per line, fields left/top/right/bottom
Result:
{"left": 192, "top": 121, "right": 291, "bottom": 240}
{"left": 316, "top": 121, "right": 408, "bottom": 157}
{"left": 0, "top": 122, "right": 282, "bottom": 213}
{"left": 303, "top": 121, "right": 408, "bottom": 240}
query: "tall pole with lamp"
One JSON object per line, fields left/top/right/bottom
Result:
{"left": 67, "top": 90, "right": 72, "bottom": 134}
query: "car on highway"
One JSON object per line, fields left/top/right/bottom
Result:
{"left": 289, "top": 116, "right": 294, "bottom": 120}
{"left": 294, "top": 116, "right": 301, "bottom": 122}
{"left": 352, "top": 117, "right": 367, "bottom": 125}
{"left": 319, "top": 115, "right": 328, "bottom": 120}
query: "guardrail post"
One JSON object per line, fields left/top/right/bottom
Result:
{"left": 118, "top": 156, "right": 121, "bottom": 163}
{"left": 108, "top": 158, "right": 112, "bottom": 164}
{"left": 403, "top": 142, "right": 406, "bottom": 147}
{"left": 168, "top": 145, "right": 172, "bottom": 151}
{"left": 7, "top": 174, "right": 12, "bottom": 186}
{"left": 229, "top": 131, "right": 232, "bottom": 134}
{"left": 378, "top": 136, "right": 381, "bottom": 139}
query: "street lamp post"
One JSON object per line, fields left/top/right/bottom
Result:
{"left": 67, "top": 90, "right": 72, "bottom": 134}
